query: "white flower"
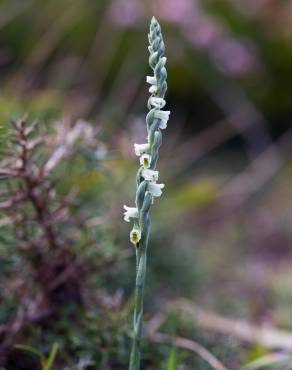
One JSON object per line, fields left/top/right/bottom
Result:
{"left": 142, "top": 169, "right": 159, "bottom": 182}
{"left": 123, "top": 205, "right": 139, "bottom": 222}
{"left": 140, "top": 154, "right": 151, "bottom": 168}
{"left": 130, "top": 227, "right": 141, "bottom": 244}
{"left": 147, "top": 75, "right": 158, "bottom": 93}
{"left": 149, "top": 85, "right": 158, "bottom": 94}
{"left": 148, "top": 182, "right": 165, "bottom": 197}
{"left": 154, "top": 110, "right": 170, "bottom": 129}
{"left": 134, "top": 143, "right": 150, "bottom": 156}
{"left": 149, "top": 97, "right": 166, "bottom": 109}
{"left": 146, "top": 76, "right": 157, "bottom": 85}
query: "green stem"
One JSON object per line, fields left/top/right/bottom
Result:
{"left": 129, "top": 243, "right": 147, "bottom": 370}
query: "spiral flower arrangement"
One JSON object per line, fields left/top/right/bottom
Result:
{"left": 123, "top": 17, "right": 170, "bottom": 370}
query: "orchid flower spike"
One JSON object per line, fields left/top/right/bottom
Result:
{"left": 126, "top": 17, "right": 170, "bottom": 370}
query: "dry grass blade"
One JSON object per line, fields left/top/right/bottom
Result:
{"left": 175, "top": 299, "right": 292, "bottom": 352}
{"left": 149, "top": 332, "right": 229, "bottom": 370}
{"left": 43, "top": 119, "right": 97, "bottom": 176}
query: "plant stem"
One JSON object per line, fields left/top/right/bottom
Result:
{"left": 129, "top": 243, "right": 147, "bottom": 370}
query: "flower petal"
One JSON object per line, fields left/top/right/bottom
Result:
{"left": 134, "top": 143, "right": 150, "bottom": 156}
{"left": 142, "top": 169, "right": 159, "bottom": 182}
{"left": 149, "top": 97, "right": 166, "bottom": 109}
{"left": 123, "top": 205, "right": 139, "bottom": 222}
{"left": 140, "top": 154, "right": 151, "bottom": 168}
{"left": 146, "top": 76, "right": 157, "bottom": 85}
{"left": 148, "top": 183, "right": 165, "bottom": 197}
{"left": 130, "top": 227, "right": 141, "bottom": 244}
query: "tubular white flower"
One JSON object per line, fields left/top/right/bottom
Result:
{"left": 123, "top": 205, "right": 139, "bottom": 222}
{"left": 154, "top": 110, "right": 170, "bottom": 129}
{"left": 140, "top": 154, "right": 151, "bottom": 168}
{"left": 149, "top": 97, "right": 166, "bottom": 109}
{"left": 130, "top": 227, "right": 141, "bottom": 244}
{"left": 134, "top": 143, "right": 150, "bottom": 156}
{"left": 149, "top": 85, "right": 158, "bottom": 94}
{"left": 146, "top": 76, "right": 157, "bottom": 85}
{"left": 142, "top": 169, "right": 159, "bottom": 182}
{"left": 148, "top": 182, "right": 165, "bottom": 197}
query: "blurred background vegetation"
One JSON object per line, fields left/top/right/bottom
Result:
{"left": 1, "top": 0, "right": 292, "bottom": 369}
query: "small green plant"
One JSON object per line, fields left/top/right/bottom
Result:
{"left": 123, "top": 17, "right": 170, "bottom": 370}
{"left": 15, "top": 343, "right": 59, "bottom": 370}
{"left": 167, "top": 347, "right": 178, "bottom": 370}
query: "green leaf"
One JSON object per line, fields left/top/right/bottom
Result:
{"left": 14, "top": 344, "right": 44, "bottom": 360}
{"left": 167, "top": 347, "right": 177, "bottom": 370}
{"left": 43, "top": 343, "right": 59, "bottom": 370}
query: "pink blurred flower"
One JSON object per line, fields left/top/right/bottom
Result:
{"left": 108, "top": 0, "right": 143, "bottom": 27}
{"left": 211, "top": 38, "right": 256, "bottom": 76}
{"left": 183, "top": 17, "right": 222, "bottom": 48}
{"left": 156, "top": 0, "right": 196, "bottom": 24}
